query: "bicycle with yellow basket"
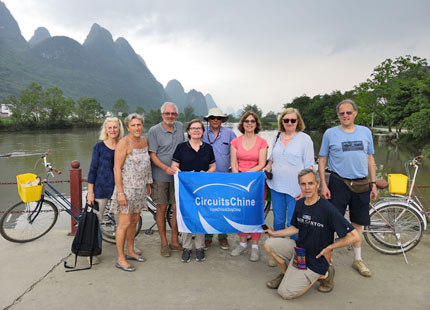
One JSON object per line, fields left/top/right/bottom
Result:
{"left": 363, "top": 155, "right": 428, "bottom": 262}
{"left": 0, "top": 151, "right": 81, "bottom": 242}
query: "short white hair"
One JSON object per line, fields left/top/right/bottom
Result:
{"left": 160, "top": 102, "right": 179, "bottom": 114}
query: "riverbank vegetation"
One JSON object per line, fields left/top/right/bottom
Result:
{"left": 285, "top": 55, "right": 430, "bottom": 154}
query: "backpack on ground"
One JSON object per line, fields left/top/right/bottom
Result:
{"left": 64, "top": 201, "right": 102, "bottom": 272}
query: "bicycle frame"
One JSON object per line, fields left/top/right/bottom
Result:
{"left": 42, "top": 182, "right": 80, "bottom": 222}
{"left": 38, "top": 152, "right": 82, "bottom": 222}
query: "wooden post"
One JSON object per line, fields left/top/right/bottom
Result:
{"left": 69, "top": 160, "right": 82, "bottom": 235}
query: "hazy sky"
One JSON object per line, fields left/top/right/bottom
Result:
{"left": 3, "top": 0, "right": 430, "bottom": 114}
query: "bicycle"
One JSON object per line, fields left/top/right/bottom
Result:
{"left": 0, "top": 151, "right": 81, "bottom": 243}
{"left": 100, "top": 196, "right": 173, "bottom": 244}
{"left": 363, "top": 155, "right": 428, "bottom": 258}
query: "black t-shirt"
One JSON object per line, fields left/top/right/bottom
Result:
{"left": 172, "top": 141, "right": 216, "bottom": 172}
{"left": 291, "top": 198, "right": 355, "bottom": 275}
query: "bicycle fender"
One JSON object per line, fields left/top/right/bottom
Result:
{"left": 371, "top": 198, "right": 427, "bottom": 230}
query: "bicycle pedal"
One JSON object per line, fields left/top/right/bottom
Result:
{"left": 145, "top": 229, "right": 154, "bottom": 235}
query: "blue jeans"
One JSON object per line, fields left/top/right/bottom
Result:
{"left": 271, "top": 189, "right": 298, "bottom": 240}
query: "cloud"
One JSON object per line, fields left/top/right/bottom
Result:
{"left": 3, "top": 0, "right": 430, "bottom": 113}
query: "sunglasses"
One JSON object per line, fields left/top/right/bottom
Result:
{"left": 244, "top": 119, "right": 256, "bottom": 124}
{"left": 338, "top": 111, "right": 354, "bottom": 116}
{"left": 209, "top": 116, "right": 223, "bottom": 120}
{"left": 282, "top": 118, "right": 297, "bottom": 124}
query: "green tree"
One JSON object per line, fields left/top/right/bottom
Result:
{"left": 20, "top": 82, "right": 45, "bottom": 123}
{"left": 3, "top": 95, "right": 24, "bottom": 123}
{"left": 112, "top": 98, "right": 129, "bottom": 116}
{"left": 44, "top": 87, "right": 74, "bottom": 126}
{"left": 145, "top": 109, "right": 163, "bottom": 126}
{"left": 242, "top": 104, "right": 262, "bottom": 118}
{"left": 135, "top": 106, "right": 145, "bottom": 116}
{"left": 184, "top": 105, "right": 197, "bottom": 122}
{"left": 75, "top": 97, "right": 104, "bottom": 123}
{"left": 356, "top": 55, "right": 428, "bottom": 132}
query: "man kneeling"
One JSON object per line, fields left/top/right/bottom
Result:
{"left": 263, "top": 168, "right": 359, "bottom": 300}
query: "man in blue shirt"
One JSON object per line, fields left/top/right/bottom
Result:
{"left": 202, "top": 108, "right": 236, "bottom": 250}
{"left": 263, "top": 169, "right": 359, "bottom": 300}
{"left": 318, "top": 99, "right": 378, "bottom": 284}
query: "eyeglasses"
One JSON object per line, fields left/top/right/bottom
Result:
{"left": 282, "top": 118, "right": 297, "bottom": 124}
{"left": 244, "top": 119, "right": 256, "bottom": 124}
{"left": 163, "top": 112, "right": 178, "bottom": 116}
{"left": 189, "top": 127, "right": 203, "bottom": 131}
{"left": 338, "top": 111, "right": 354, "bottom": 116}
{"left": 209, "top": 116, "right": 223, "bottom": 121}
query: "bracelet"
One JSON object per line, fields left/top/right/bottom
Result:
{"left": 370, "top": 182, "right": 376, "bottom": 185}
{"left": 117, "top": 192, "right": 125, "bottom": 195}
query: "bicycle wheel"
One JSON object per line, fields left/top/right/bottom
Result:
{"left": 100, "top": 209, "right": 117, "bottom": 244}
{"left": 364, "top": 204, "right": 423, "bottom": 254}
{"left": 100, "top": 209, "right": 142, "bottom": 244}
{"left": 0, "top": 200, "right": 58, "bottom": 243}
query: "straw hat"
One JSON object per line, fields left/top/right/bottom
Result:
{"left": 203, "top": 108, "right": 228, "bottom": 122}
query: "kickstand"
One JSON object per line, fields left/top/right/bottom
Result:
{"left": 396, "top": 233, "right": 409, "bottom": 264}
{"left": 145, "top": 222, "right": 157, "bottom": 235}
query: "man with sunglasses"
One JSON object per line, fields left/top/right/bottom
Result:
{"left": 148, "top": 102, "right": 185, "bottom": 257}
{"left": 318, "top": 99, "right": 378, "bottom": 286}
{"left": 202, "top": 108, "right": 236, "bottom": 250}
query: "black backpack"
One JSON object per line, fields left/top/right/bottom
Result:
{"left": 64, "top": 202, "right": 102, "bottom": 272}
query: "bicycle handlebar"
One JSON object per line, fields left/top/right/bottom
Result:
{"left": 411, "top": 155, "right": 424, "bottom": 167}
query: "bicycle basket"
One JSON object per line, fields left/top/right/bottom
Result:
{"left": 388, "top": 174, "right": 408, "bottom": 195}
{"left": 16, "top": 173, "right": 43, "bottom": 203}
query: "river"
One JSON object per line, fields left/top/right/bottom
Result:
{"left": 1, "top": 126, "right": 429, "bottom": 214}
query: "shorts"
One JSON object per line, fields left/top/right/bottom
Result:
{"left": 328, "top": 174, "right": 371, "bottom": 225}
{"left": 151, "top": 180, "right": 175, "bottom": 205}
{"left": 265, "top": 238, "right": 322, "bottom": 300}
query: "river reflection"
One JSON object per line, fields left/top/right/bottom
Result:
{"left": 1, "top": 127, "right": 429, "bottom": 212}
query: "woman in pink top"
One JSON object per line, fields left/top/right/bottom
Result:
{"left": 230, "top": 111, "right": 268, "bottom": 262}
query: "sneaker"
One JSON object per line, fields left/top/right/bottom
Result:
{"left": 160, "top": 245, "right": 171, "bottom": 257}
{"left": 181, "top": 249, "right": 192, "bottom": 263}
{"left": 266, "top": 273, "right": 284, "bottom": 289}
{"left": 318, "top": 264, "right": 335, "bottom": 293}
{"left": 196, "top": 248, "right": 206, "bottom": 261}
{"left": 87, "top": 256, "right": 99, "bottom": 265}
{"left": 249, "top": 248, "right": 260, "bottom": 262}
{"left": 169, "top": 244, "right": 183, "bottom": 252}
{"left": 230, "top": 245, "right": 247, "bottom": 256}
{"left": 204, "top": 239, "right": 212, "bottom": 250}
{"left": 352, "top": 260, "right": 372, "bottom": 277}
{"left": 219, "top": 238, "right": 230, "bottom": 250}
{"left": 267, "top": 258, "right": 277, "bottom": 267}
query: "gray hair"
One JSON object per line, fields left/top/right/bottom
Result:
{"left": 124, "top": 113, "right": 144, "bottom": 128}
{"left": 297, "top": 168, "right": 320, "bottom": 184}
{"left": 336, "top": 99, "right": 357, "bottom": 113}
{"left": 160, "top": 102, "right": 179, "bottom": 114}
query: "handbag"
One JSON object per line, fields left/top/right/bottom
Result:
{"left": 331, "top": 172, "right": 370, "bottom": 194}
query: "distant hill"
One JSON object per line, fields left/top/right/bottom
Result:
{"left": 0, "top": 1, "right": 213, "bottom": 115}
{"left": 164, "top": 79, "right": 212, "bottom": 115}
